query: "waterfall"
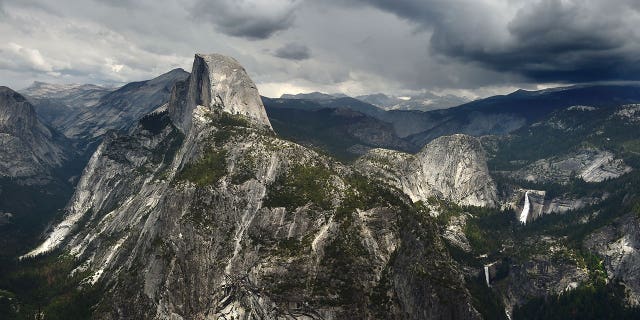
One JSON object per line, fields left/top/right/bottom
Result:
{"left": 484, "top": 265, "right": 490, "bottom": 287}
{"left": 519, "top": 191, "right": 530, "bottom": 224}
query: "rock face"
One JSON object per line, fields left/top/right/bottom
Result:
{"left": 614, "top": 104, "right": 640, "bottom": 123}
{"left": 169, "top": 54, "right": 271, "bottom": 133}
{"left": 25, "top": 54, "right": 480, "bottom": 319}
{"left": 498, "top": 249, "right": 589, "bottom": 313}
{"left": 355, "top": 134, "right": 498, "bottom": 207}
{"left": 0, "top": 87, "right": 68, "bottom": 179}
{"left": 585, "top": 213, "right": 640, "bottom": 305}
{"left": 504, "top": 189, "right": 608, "bottom": 223}
{"left": 511, "top": 148, "right": 632, "bottom": 184}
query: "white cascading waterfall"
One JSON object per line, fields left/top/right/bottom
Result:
{"left": 484, "top": 265, "right": 490, "bottom": 287}
{"left": 519, "top": 191, "right": 530, "bottom": 224}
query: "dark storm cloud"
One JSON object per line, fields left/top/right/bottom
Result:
{"left": 345, "top": 0, "right": 640, "bottom": 83}
{"left": 454, "top": 0, "right": 640, "bottom": 82}
{"left": 2, "top": 0, "right": 640, "bottom": 98}
{"left": 273, "top": 42, "right": 310, "bottom": 60}
{"left": 191, "top": 0, "right": 301, "bottom": 40}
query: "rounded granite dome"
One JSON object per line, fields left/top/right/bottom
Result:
{"left": 169, "top": 53, "right": 272, "bottom": 133}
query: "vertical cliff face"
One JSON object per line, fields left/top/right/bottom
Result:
{"left": 25, "top": 53, "right": 480, "bottom": 319}
{"left": 170, "top": 53, "right": 272, "bottom": 134}
{"left": 355, "top": 134, "right": 498, "bottom": 207}
{"left": 0, "top": 87, "right": 68, "bottom": 179}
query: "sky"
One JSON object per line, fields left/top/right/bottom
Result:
{"left": 0, "top": 0, "right": 639, "bottom": 99}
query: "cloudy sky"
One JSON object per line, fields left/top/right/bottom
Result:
{"left": 1, "top": 0, "right": 639, "bottom": 99}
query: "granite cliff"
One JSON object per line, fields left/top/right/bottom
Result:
{"left": 25, "top": 54, "right": 481, "bottom": 319}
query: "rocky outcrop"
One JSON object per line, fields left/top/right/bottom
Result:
{"left": 25, "top": 54, "right": 480, "bottom": 319}
{"left": 585, "top": 213, "right": 640, "bottom": 305}
{"left": 169, "top": 54, "right": 271, "bottom": 133}
{"left": 0, "top": 86, "right": 68, "bottom": 179}
{"left": 355, "top": 134, "right": 498, "bottom": 207}
{"left": 504, "top": 189, "right": 607, "bottom": 223}
{"left": 614, "top": 104, "right": 640, "bottom": 123}
{"left": 511, "top": 148, "right": 632, "bottom": 184}
{"left": 497, "top": 249, "right": 589, "bottom": 313}
{"left": 443, "top": 214, "right": 472, "bottom": 252}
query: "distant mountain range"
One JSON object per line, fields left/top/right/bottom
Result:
{"left": 265, "top": 84, "right": 640, "bottom": 159}
{"left": 281, "top": 91, "right": 470, "bottom": 112}
{"left": 20, "top": 68, "right": 189, "bottom": 144}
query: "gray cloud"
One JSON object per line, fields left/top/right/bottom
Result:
{"left": 192, "top": 0, "right": 301, "bottom": 39}
{"left": 273, "top": 42, "right": 310, "bottom": 60}
{"left": 343, "top": 0, "right": 640, "bottom": 83}
{"left": 0, "top": 0, "right": 639, "bottom": 99}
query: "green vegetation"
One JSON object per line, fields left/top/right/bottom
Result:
{"left": 176, "top": 149, "right": 228, "bottom": 186}
{"left": 139, "top": 111, "right": 170, "bottom": 134}
{"left": 622, "top": 139, "right": 640, "bottom": 154}
{"left": 264, "top": 164, "right": 334, "bottom": 211}
{"left": 207, "top": 110, "right": 256, "bottom": 146}
{"left": 464, "top": 220, "right": 493, "bottom": 254}
{"left": 213, "top": 129, "right": 232, "bottom": 146}
{"left": 142, "top": 127, "right": 186, "bottom": 181}
{"left": 230, "top": 155, "right": 256, "bottom": 185}
{"left": 335, "top": 174, "right": 404, "bottom": 222}
{"left": 513, "top": 281, "right": 640, "bottom": 320}
{"left": 308, "top": 174, "right": 406, "bottom": 310}
{"left": 368, "top": 255, "right": 395, "bottom": 317}
{"left": 578, "top": 251, "right": 607, "bottom": 285}
{"left": 274, "top": 236, "right": 313, "bottom": 257}
{"left": 0, "top": 179, "right": 73, "bottom": 257}
{"left": 634, "top": 200, "right": 640, "bottom": 218}
{"left": 266, "top": 107, "right": 383, "bottom": 162}
{"left": 213, "top": 112, "right": 252, "bottom": 128}
{"left": 314, "top": 216, "right": 370, "bottom": 308}
{"left": 519, "top": 172, "right": 640, "bottom": 246}
{"left": 424, "top": 197, "right": 463, "bottom": 225}
{"left": 466, "top": 274, "right": 509, "bottom": 320}
{"left": 488, "top": 107, "right": 640, "bottom": 172}
{"left": 0, "top": 254, "right": 102, "bottom": 319}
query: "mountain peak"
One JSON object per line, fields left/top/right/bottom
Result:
{"left": 0, "top": 86, "right": 37, "bottom": 131}
{"left": 0, "top": 86, "right": 28, "bottom": 102}
{"left": 0, "top": 86, "right": 68, "bottom": 178}
{"left": 169, "top": 53, "right": 272, "bottom": 132}
{"left": 147, "top": 68, "right": 190, "bottom": 85}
